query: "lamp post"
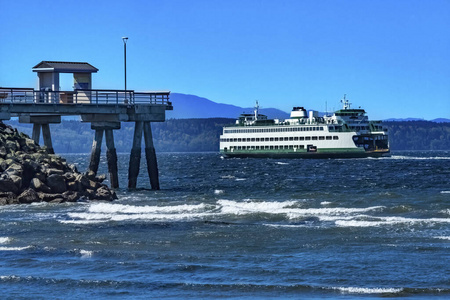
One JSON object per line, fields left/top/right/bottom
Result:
{"left": 122, "top": 37, "right": 128, "bottom": 92}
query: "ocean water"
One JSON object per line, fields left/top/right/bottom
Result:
{"left": 0, "top": 151, "right": 449, "bottom": 299}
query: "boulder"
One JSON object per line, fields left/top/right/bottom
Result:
{"left": 0, "top": 192, "right": 16, "bottom": 205}
{"left": 0, "top": 146, "right": 7, "bottom": 158}
{"left": 30, "top": 178, "right": 52, "bottom": 193}
{"left": 37, "top": 192, "right": 64, "bottom": 202}
{"left": 9, "top": 174, "right": 22, "bottom": 190}
{"left": 46, "top": 174, "right": 67, "bottom": 193}
{"left": 63, "top": 191, "right": 80, "bottom": 202}
{"left": 18, "top": 188, "right": 40, "bottom": 204}
{"left": 75, "top": 174, "right": 90, "bottom": 189}
{"left": 95, "top": 186, "right": 117, "bottom": 200}
{"left": 47, "top": 168, "right": 64, "bottom": 176}
{"left": 0, "top": 174, "right": 19, "bottom": 194}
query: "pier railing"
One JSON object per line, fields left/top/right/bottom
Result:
{"left": 0, "top": 88, "right": 171, "bottom": 106}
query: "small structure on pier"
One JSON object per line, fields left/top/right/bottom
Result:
{"left": 0, "top": 61, "right": 172, "bottom": 190}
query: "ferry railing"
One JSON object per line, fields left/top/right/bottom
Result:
{"left": 0, "top": 87, "right": 171, "bottom": 106}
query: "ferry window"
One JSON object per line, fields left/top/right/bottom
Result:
{"left": 284, "top": 137, "right": 289, "bottom": 141}
{"left": 333, "top": 136, "right": 339, "bottom": 140}
{"left": 289, "top": 145, "right": 293, "bottom": 149}
{"left": 329, "top": 126, "right": 334, "bottom": 131}
{"left": 265, "top": 138, "right": 269, "bottom": 141}
{"left": 270, "top": 137, "right": 274, "bottom": 141}
{"left": 251, "top": 138, "right": 255, "bottom": 142}
{"left": 305, "top": 137, "right": 311, "bottom": 140}
{"left": 256, "top": 138, "right": 260, "bottom": 142}
{"left": 299, "top": 145, "right": 304, "bottom": 149}
{"left": 256, "top": 146, "right": 259, "bottom": 150}
{"left": 274, "top": 137, "right": 279, "bottom": 141}
{"left": 299, "top": 137, "right": 305, "bottom": 141}
{"left": 238, "top": 138, "right": 242, "bottom": 142}
{"left": 319, "top": 136, "right": 325, "bottom": 140}
{"left": 233, "top": 138, "right": 237, "bottom": 142}
{"left": 270, "top": 146, "right": 274, "bottom": 149}
{"left": 326, "top": 136, "right": 332, "bottom": 140}
{"left": 237, "top": 146, "right": 241, "bottom": 150}
{"left": 284, "top": 145, "right": 289, "bottom": 149}
{"left": 320, "top": 127, "right": 324, "bottom": 131}
{"left": 294, "top": 137, "right": 299, "bottom": 141}
{"left": 289, "top": 137, "right": 293, "bottom": 141}
{"left": 274, "top": 146, "right": 279, "bottom": 149}
{"left": 312, "top": 136, "right": 318, "bottom": 140}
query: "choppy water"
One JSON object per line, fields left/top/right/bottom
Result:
{"left": 1, "top": 151, "right": 449, "bottom": 299}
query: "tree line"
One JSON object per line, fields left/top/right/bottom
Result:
{"left": 3, "top": 119, "right": 450, "bottom": 153}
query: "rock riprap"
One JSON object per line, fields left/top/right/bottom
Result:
{"left": 0, "top": 122, "right": 117, "bottom": 205}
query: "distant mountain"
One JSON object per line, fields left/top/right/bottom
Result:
{"left": 383, "top": 118, "right": 425, "bottom": 122}
{"left": 431, "top": 118, "right": 450, "bottom": 123}
{"left": 384, "top": 117, "right": 450, "bottom": 123}
{"left": 166, "top": 93, "right": 289, "bottom": 119}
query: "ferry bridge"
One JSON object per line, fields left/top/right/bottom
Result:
{"left": 0, "top": 61, "right": 173, "bottom": 190}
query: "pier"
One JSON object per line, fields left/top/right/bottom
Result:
{"left": 0, "top": 61, "right": 172, "bottom": 190}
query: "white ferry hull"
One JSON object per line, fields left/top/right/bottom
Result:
{"left": 221, "top": 148, "right": 390, "bottom": 159}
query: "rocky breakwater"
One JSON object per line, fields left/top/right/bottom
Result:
{"left": 0, "top": 122, "right": 117, "bottom": 205}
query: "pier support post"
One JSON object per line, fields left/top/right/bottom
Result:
{"left": 88, "top": 122, "right": 121, "bottom": 188}
{"left": 89, "top": 129, "right": 104, "bottom": 175}
{"left": 143, "top": 122, "right": 160, "bottom": 190}
{"left": 32, "top": 124, "right": 41, "bottom": 144}
{"left": 105, "top": 129, "right": 119, "bottom": 189}
{"left": 41, "top": 123, "right": 54, "bottom": 154}
{"left": 19, "top": 115, "right": 60, "bottom": 155}
{"left": 128, "top": 121, "right": 143, "bottom": 189}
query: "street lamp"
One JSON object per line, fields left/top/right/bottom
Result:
{"left": 122, "top": 37, "right": 128, "bottom": 92}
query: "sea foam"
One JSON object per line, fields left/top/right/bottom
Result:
{"left": 0, "top": 246, "right": 32, "bottom": 251}
{"left": 0, "top": 237, "right": 11, "bottom": 244}
{"left": 333, "top": 286, "right": 403, "bottom": 294}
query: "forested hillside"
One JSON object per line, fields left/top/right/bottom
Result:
{"left": 4, "top": 119, "right": 450, "bottom": 153}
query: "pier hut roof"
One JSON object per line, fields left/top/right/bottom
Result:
{"left": 32, "top": 61, "right": 99, "bottom": 73}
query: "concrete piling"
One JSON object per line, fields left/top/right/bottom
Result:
{"left": 143, "top": 122, "right": 160, "bottom": 190}
{"left": 32, "top": 124, "right": 41, "bottom": 144}
{"left": 128, "top": 121, "right": 143, "bottom": 189}
{"left": 41, "top": 123, "right": 54, "bottom": 154}
{"left": 89, "top": 129, "right": 103, "bottom": 175}
{"left": 104, "top": 129, "right": 119, "bottom": 189}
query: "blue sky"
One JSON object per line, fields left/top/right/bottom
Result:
{"left": 1, "top": 0, "right": 449, "bottom": 119}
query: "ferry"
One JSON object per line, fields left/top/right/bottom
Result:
{"left": 219, "top": 95, "right": 390, "bottom": 158}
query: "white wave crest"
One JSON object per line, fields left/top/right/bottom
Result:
{"left": 390, "top": 155, "right": 450, "bottom": 160}
{"left": 334, "top": 286, "right": 403, "bottom": 294}
{"left": 335, "top": 216, "right": 450, "bottom": 227}
{"left": 60, "top": 219, "right": 109, "bottom": 224}
{"left": 0, "top": 246, "right": 32, "bottom": 251}
{"left": 87, "top": 202, "right": 209, "bottom": 214}
{"left": 79, "top": 249, "right": 93, "bottom": 258}
{"left": 434, "top": 236, "right": 450, "bottom": 240}
{"left": 0, "top": 237, "right": 11, "bottom": 244}
{"left": 218, "top": 199, "right": 298, "bottom": 215}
